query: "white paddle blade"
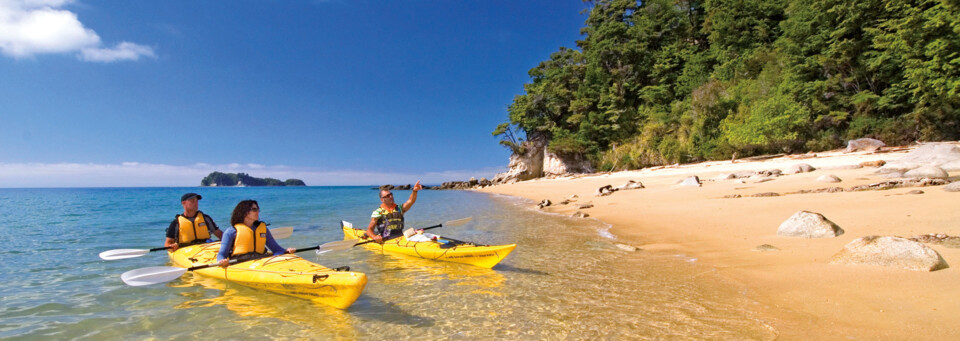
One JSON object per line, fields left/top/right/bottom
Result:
{"left": 444, "top": 217, "right": 473, "bottom": 227}
{"left": 99, "top": 249, "right": 150, "bottom": 261}
{"left": 270, "top": 226, "right": 294, "bottom": 240}
{"left": 121, "top": 266, "right": 188, "bottom": 287}
{"left": 315, "top": 240, "right": 359, "bottom": 255}
{"left": 341, "top": 220, "right": 354, "bottom": 229}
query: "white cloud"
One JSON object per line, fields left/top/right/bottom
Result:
{"left": 80, "top": 41, "right": 154, "bottom": 62}
{"left": 0, "top": 162, "right": 505, "bottom": 187}
{"left": 0, "top": 0, "right": 155, "bottom": 62}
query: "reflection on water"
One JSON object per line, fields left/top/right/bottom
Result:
{"left": 1, "top": 188, "right": 776, "bottom": 340}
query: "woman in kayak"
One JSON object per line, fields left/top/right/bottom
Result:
{"left": 217, "top": 200, "right": 295, "bottom": 267}
{"left": 366, "top": 181, "right": 423, "bottom": 243}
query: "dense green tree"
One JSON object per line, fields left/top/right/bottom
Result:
{"left": 495, "top": 0, "right": 959, "bottom": 172}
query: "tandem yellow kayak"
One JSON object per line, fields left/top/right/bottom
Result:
{"left": 168, "top": 242, "right": 367, "bottom": 309}
{"left": 341, "top": 221, "right": 516, "bottom": 268}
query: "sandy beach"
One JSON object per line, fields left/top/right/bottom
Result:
{"left": 479, "top": 144, "right": 960, "bottom": 340}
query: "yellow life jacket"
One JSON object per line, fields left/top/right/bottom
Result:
{"left": 374, "top": 204, "right": 404, "bottom": 237}
{"left": 232, "top": 221, "right": 267, "bottom": 257}
{"left": 177, "top": 212, "right": 210, "bottom": 245}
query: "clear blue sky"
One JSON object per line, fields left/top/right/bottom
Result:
{"left": 0, "top": 0, "right": 591, "bottom": 187}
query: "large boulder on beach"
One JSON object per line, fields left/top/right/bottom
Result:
{"left": 678, "top": 176, "right": 702, "bottom": 187}
{"left": 785, "top": 163, "right": 816, "bottom": 174}
{"left": 777, "top": 211, "right": 844, "bottom": 238}
{"left": 903, "top": 165, "right": 949, "bottom": 179}
{"left": 845, "top": 138, "right": 885, "bottom": 153}
{"left": 830, "top": 236, "right": 949, "bottom": 271}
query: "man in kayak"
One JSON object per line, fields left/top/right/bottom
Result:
{"left": 217, "top": 200, "right": 295, "bottom": 267}
{"left": 164, "top": 193, "right": 223, "bottom": 252}
{"left": 366, "top": 180, "right": 423, "bottom": 243}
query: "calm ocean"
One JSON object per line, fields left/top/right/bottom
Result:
{"left": 0, "top": 187, "right": 774, "bottom": 340}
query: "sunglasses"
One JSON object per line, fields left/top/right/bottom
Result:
{"left": 381, "top": 193, "right": 393, "bottom": 199}
{"left": 250, "top": 207, "right": 260, "bottom": 212}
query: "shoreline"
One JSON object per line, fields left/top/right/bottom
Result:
{"left": 478, "top": 144, "right": 960, "bottom": 339}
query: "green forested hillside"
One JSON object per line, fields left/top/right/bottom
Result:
{"left": 494, "top": 0, "right": 960, "bottom": 171}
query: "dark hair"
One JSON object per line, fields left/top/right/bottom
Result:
{"left": 231, "top": 200, "right": 259, "bottom": 226}
{"left": 379, "top": 189, "right": 392, "bottom": 199}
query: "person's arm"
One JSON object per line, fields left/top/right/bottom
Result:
{"left": 217, "top": 228, "right": 236, "bottom": 266}
{"left": 366, "top": 212, "right": 383, "bottom": 243}
{"left": 205, "top": 214, "right": 224, "bottom": 240}
{"left": 264, "top": 229, "right": 295, "bottom": 255}
{"left": 165, "top": 220, "right": 179, "bottom": 251}
{"left": 401, "top": 180, "right": 422, "bottom": 213}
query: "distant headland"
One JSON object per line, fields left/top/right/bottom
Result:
{"left": 200, "top": 172, "right": 306, "bottom": 187}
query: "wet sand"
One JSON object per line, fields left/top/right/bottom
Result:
{"left": 478, "top": 145, "right": 960, "bottom": 339}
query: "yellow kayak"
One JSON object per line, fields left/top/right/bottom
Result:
{"left": 168, "top": 242, "right": 367, "bottom": 309}
{"left": 341, "top": 222, "right": 516, "bottom": 268}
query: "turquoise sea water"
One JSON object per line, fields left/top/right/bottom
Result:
{"left": 1, "top": 187, "right": 775, "bottom": 340}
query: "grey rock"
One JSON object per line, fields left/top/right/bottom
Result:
{"left": 777, "top": 211, "right": 844, "bottom": 238}
{"left": 880, "top": 171, "right": 905, "bottom": 179}
{"left": 595, "top": 185, "right": 617, "bottom": 197}
{"left": 943, "top": 182, "right": 960, "bottom": 192}
{"left": 731, "top": 171, "right": 756, "bottom": 179}
{"left": 845, "top": 138, "right": 886, "bottom": 152}
{"left": 678, "top": 176, "right": 702, "bottom": 187}
{"left": 785, "top": 163, "right": 816, "bottom": 174}
{"left": 712, "top": 173, "right": 736, "bottom": 181}
{"left": 571, "top": 211, "right": 590, "bottom": 218}
{"left": 905, "top": 190, "right": 924, "bottom": 195}
{"left": 816, "top": 175, "right": 842, "bottom": 183}
{"left": 536, "top": 199, "right": 551, "bottom": 209}
{"left": 903, "top": 165, "right": 949, "bottom": 179}
{"left": 615, "top": 180, "right": 645, "bottom": 190}
{"left": 723, "top": 194, "right": 742, "bottom": 199}
{"left": 543, "top": 151, "right": 595, "bottom": 176}
{"left": 615, "top": 243, "right": 639, "bottom": 252}
{"left": 830, "top": 236, "right": 949, "bottom": 271}
{"left": 894, "top": 143, "right": 960, "bottom": 171}
{"left": 576, "top": 203, "right": 594, "bottom": 209}
{"left": 753, "top": 177, "right": 775, "bottom": 183}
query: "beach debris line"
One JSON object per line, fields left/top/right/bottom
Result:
{"left": 777, "top": 211, "right": 844, "bottom": 238}
{"left": 830, "top": 236, "right": 949, "bottom": 272}
{"left": 907, "top": 234, "right": 960, "bottom": 248}
{"left": 753, "top": 244, "right": 780, "bottom": 252}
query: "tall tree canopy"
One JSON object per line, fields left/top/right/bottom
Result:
{"left": 495, "top": 0, "right": 960, "bottom": 171}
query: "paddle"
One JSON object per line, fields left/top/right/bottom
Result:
{"left": 314, "top": 217, "right": 474, "bottom": 254}
{"left": 99, "top": 226, "right": 295, "bottom": 261}
{"left": 120, "top": 240, "right": 343, "bottom": 287}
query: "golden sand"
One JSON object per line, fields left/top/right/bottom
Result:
{"left": 479, "top": 145, "right": 960, "bottom": 339}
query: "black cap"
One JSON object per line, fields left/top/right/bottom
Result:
{"left": 181, "top": 193, "right": 202, "bottom": 202}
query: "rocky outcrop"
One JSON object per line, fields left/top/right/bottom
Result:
{"left": 543, "top": 151, "right": 595, "bottom": 176}
{"left": 830, "top": 236, "right": 949, "bottom": 271}
{"left": 490, "top": 136, "right": 548, "bottom": 184}
{"left": 845, "top": 138, "right": 885, "bottom": 152}
{"left": 777, "top": 211, "right": 844, "bottom": 238}
{"left": 878, "top": 142, "right": 960, "bottom": 174}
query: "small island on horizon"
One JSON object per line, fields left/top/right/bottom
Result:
{"left": 200, "top": 171, "right": 306, "bottom": 187}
